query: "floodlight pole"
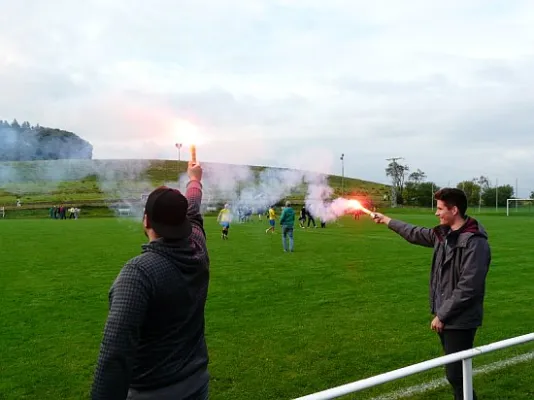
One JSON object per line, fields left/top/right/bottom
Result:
{"left": 495, "top": 178, "right": 498, "bottom": 212}
{"left": 341, "top": 154, "right": 345, "bottom": 196}
{"left": 516, "top": 178, "right": 518, "bottom": 211}
{"left": 175, "top": 143, "right": 182, "bottom": 162}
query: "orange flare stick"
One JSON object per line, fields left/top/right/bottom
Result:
{"left": 190, "top": 145, "right": 197, "bottom": 164}
{"left": 347, "top": 199, "right": 377, "bottom": 218}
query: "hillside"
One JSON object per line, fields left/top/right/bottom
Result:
{"left": 0, "top": 159, "right": 389, "bottom": 210}
{"left": 0, "top": 119, "right": 93, "bottom": 161}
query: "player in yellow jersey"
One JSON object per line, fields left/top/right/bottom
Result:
{"left": 217, "top": 204, "right": 232, "bottom": 239}
{"left": 265, "top": 206, "right": 276, "bottom": 233}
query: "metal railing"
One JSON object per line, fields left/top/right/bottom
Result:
{"left": 294, "top": 332, "right": 534, "bottom": 400}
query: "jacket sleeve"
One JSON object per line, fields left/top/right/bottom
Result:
{"left": 185, "top": 180, "right": 205, "bottom": 237}
{"left": 91, "top": 263, "right": 152, "bottom": 400}
{"left": 436, "top": 237, "right": 490, "bottom": 323}
{"left": 387, "top": 219, "right": 436, "bottom": 248}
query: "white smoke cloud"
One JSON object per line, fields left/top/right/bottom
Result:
{"left": 168, "top": 155, "right": 353, "bottom": 223}
{"left": 1, "top": 142, "right": 355, "bottom": 223}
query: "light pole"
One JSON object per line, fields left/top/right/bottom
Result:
{"left": 175, "top": 143, "right": 182, "bottom": 161}
{"left": 175, "top": 143, "right": 182, "bottom": 179}
{"left": 340, "top": 153, "right": 345, "bottom": 196}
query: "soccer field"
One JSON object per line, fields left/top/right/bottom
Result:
{"left": 1, "top": 213, "right": 533, "bottom": 399}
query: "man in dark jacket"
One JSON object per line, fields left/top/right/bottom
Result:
{"left": 372, "top": 188, "right": 490, "bottom": 400}
{"left": 91, "top": 161, "right": 210, "bottom": 400}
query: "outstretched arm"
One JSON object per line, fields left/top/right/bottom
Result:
{"left": 373, "top": 213, "right": 436, "bottom": 248}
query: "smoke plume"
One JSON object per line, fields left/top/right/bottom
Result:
{"left": 0, "top": 131, "right": 351, "bottom": 222}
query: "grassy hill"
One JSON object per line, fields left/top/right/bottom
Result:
{"left": 0, "top": 159, "right": 390, "bottom": 213}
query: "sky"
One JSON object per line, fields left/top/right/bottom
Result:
{"left": 1, "top": 0, "right": 534, "bottom": 196}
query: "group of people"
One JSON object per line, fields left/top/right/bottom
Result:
{"left": 91, "top": 161, "right": 491, "bottom": 400}
{"left": 215, "top": 202, "right": 324, "bottom": 252}
{"left": 49, "top": 205, "right": 80, "bottom": 219}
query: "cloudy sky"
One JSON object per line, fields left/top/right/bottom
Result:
{"left": 1, "top": 0, "right": 534, "bottom": 195}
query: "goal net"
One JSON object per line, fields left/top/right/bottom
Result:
{"left": 506, "top": 199, "right": 534, "bottom": 216}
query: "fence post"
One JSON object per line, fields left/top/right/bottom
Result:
{"left": 462, "top": 358, "right": 473, "bottom": 400}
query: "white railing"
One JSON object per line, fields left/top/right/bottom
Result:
{"left": 294, "top": 332, "right": 534, "bottom": 400}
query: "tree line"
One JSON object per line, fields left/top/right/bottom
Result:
{"left": 0, "top": 119, "right": 93, "bottom": 161}
{"left": 385, "top": 161, "right": 533, "bottom": 208}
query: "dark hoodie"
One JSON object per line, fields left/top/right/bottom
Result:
{"left": 92, "top": 180, "right": 210, "bottom": 400}
{"left": 388, "top": 216, "right": 491, "bottom": 330}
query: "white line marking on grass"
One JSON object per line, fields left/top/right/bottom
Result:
{"left": 371, "top": 351, "right": 534, "bottom": 400}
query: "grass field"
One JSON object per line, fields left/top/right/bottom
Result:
{"left": 1, "top": 212, "right": 533, "bottom": 399}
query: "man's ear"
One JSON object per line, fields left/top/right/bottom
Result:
{"left": 143, "top": 214, "right": 150, "bottom": 229}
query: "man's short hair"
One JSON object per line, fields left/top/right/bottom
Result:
{"left": 434, "top": 188, "right": 468, "bottom": 217}
{"left": 144, "top": 186, "right": 192, "bottom": 240}
{"left": 285, "top": 201, "right": 291, "bottom": 207}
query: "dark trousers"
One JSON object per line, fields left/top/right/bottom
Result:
{"left": 438, "top": 329, "right": 477, "bottom": 400}
{"left": 127, "top": 381, "right": 208, "bottom": 400}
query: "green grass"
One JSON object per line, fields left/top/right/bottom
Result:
{"left": 0, "top": 213, "right": 533, "bottom": 399}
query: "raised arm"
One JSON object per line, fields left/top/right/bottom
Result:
{"left": 184, "top": 162, "right": 204, "bottom": 233}
{"left": 373, "top": 213, "right": 436, "bottom": 248}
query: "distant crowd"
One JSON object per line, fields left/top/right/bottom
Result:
{"left": 49, "top": 205, "right": 80, "bottom": 219}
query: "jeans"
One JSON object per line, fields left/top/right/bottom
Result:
{"left": 282, "top": 226, "right": 294, "bottom": 252}
{"left": 438, "top": 329, "right": 478, "bottom": 400}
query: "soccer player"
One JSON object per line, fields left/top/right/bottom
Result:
{"left": 372, "top": 188, "right": 490, "bottom": 400}
{"left": 266, "top": 205, "right": 276, "bottom": 233}
{"left": 217, "top": 204, "right": 231, "bottom": 240}
{"left": 91, "top": 161, "right": 210, "bottom": 400}
{"left": 280, "top": 201, "right": 296, "bottom": 252}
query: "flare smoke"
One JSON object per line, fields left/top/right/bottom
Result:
{"left": 1, "top": 154, "right": 351, "bottom": 223}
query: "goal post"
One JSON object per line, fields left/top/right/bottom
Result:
{"left": 506, "top": 198, "right": 534, "bottom": 216}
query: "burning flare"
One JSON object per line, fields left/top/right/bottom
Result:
{"left": 347, "top": 199, "right": 377, "bottom": 218}
{"left": 173, "top": 119, "right": 205, "bottom": 164}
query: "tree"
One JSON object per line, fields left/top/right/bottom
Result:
{"left": 530, "top": 191, "right": 534, "bottom": 200}
{"left": 385, "top": 161, "right": 409, "bottom": 204}
{"left": 456, "top": 179, "right": 481, "bottom": 207}
{"left": 0, "top": 119, "right": 93, "bottom": 161}
{"left": 408, "top": 169, "right": 426, "bottom": 183}
{"left": 476, "top": 176, "right": 491, "bottom": 209}
{"left": 402, "top": 168, "right": 441, "bottom": 207}
{"left": 482, "top": 184, "right": 514, "bottom": 207}
{"left": 405, "top": 181, "right": 440, "bottom": 207}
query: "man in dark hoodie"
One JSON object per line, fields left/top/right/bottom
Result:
{"left": 91, "top": 161, "right": 210, "bottom": 400}
{"left": 372, "top": 188, "right": 490, "bottom": 400}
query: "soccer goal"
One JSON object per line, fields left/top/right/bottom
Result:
{"left": 506, "top": 198, "right": 534, "bottom": 216}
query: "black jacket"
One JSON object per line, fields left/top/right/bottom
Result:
{"left": 92, "top": 180, "right": 210, "bottom": 399}
{"left": 388, "top": 217, "right": 491, "bottom": 329}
